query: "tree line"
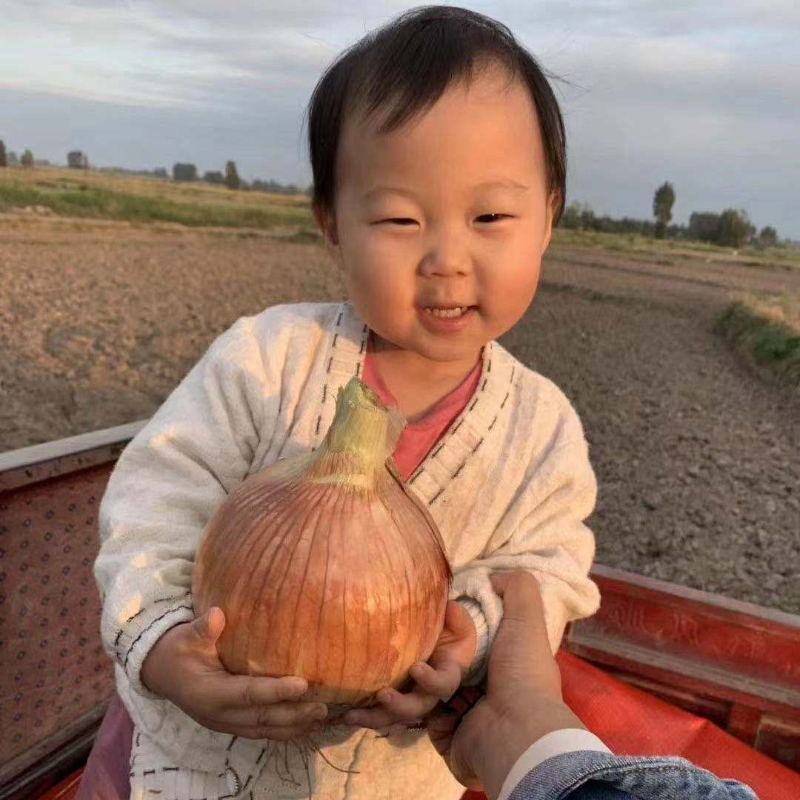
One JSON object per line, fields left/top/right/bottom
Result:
{"left": 0, "top": 140, "right": 37, "bottom": 167}
{"left": 0, "top": 141, "right": 785, "bottom": 245}
{"left": 0, "top": 140, "right": 306, "bottom": 196}
{"left": 560, "top": 181, "right": 781, "bottom": 249}
{"left": 171, "top": 160, "right": 305, "bottom": 194}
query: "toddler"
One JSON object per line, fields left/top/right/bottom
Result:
{"left": 92, "top": 6, "right": 601, "bottom": 800}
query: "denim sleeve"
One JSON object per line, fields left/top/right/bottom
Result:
{"left": 507, "top": 749, "right": 759, "bottom": 800}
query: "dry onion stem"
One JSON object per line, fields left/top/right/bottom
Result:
{"left": 192, "top": 377, "right": 453, "bottom": 722}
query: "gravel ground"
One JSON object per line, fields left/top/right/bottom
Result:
{"left": 1, "top": 217, "right": 798, "bottom": 613}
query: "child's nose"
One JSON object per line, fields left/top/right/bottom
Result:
{"left": 419, "top": 229, "right": 471, "bottom": 277}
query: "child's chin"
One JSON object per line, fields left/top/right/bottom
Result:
{"left": 416, "top": 336, "right": 484, "bottom": 363}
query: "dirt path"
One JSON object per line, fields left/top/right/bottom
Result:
{"left": 1, "top": 220, "right": 798, "bottom": 613}
{"left": 507, "top": 248, "right": 800, "bottom": 612}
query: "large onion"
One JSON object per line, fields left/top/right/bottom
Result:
{"left": 192, "top": 377, "right": 452, "bottom": 710}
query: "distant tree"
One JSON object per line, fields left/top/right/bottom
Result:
{"left": 756, "top": 225, "right": 779, "bottom": 248}
{"left": 204, "top": 170, "right": 224, "bottom": 184}
{"left": 667, "top": 223, "right": 687, "bottom": 240}
{"left": 225, "top": 160, "right": 240, "bottom": 190}
{"left": 248, "top": 177, "right": 305, "bottom": 195}
{"left": 67, "top": 150, "right": 89, "bottom": 169}
{"left": 555, "top": 201, "right": 664, "bottom": 236}
{"left": 0, "top": 140, "right": 6, "bottom": 167}
{"left": 153, "top": 167, "right": 168, "bottom": 179}
{"left": 579, "top": 203, "right": 596, "bottom": 230}
{"left": 688, "top": 211, "right": 721, "bottom": 243}
{"left": 7, "top": 150, "right": 19, "bottom": 166}
{"left": 558, "top": 202, "right": 582, "bottom": 229}
{"left": 717, "top": 208, "right": 755, "bottom": 248}
{"left": 652, "top": 181, "right": 675, "bottom": 239}
{"left": 172, "top": 162, "right": 197, "bottom": 182}
{"left": 20, "top": 148, "right": 34, "bottom": 167}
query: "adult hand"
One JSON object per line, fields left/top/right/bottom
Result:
{"left": 141, "top": 606, "right": 328, "bottom": 740}
{"left": 426, "top": 570, "right": 585, "bottom": 798}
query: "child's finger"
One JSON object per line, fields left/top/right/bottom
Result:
{"left": 342, "top": 704, "right": 395, "bottom": 729}
{"left": 374, "top": 686, "right": 439, "bottom": 721}
{"left": 234, "top": 700, "right": 327, "bottom": 730}
{"left": 190, "top": 606, "right": 226, "bottom": 648}
{"left": 210, "top": 673, "right": 309, "bottom": 713}
{"left": 341, "top": 685, "right": 435, "bottom": 728}
{"left": 409, "top": 661, "right": 461, "bottom": 700}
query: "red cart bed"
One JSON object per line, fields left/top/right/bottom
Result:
{"left": 2, "top": 422, "right": 799, "bottom": 799}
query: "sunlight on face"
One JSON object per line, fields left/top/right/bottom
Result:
{"left": 317, "top": 61, "right": 558, "bottom": 370}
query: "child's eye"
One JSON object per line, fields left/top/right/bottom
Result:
{"left": 476, "top": 214, "right": 512, "bottom": 223}
{"left": 376, "top": 215, "right": 511, "bottom": 225}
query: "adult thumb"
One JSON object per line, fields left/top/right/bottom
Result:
{"left": 488, "top": 571, "right": 562, "bottom": 699}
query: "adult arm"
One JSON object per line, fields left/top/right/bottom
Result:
{"left": 506, "top": 749, "right": 758, "bottom": 800}
{"left": 427, "top": 572, "right": 757, "bottom": 800}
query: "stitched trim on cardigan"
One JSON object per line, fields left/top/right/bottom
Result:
{"left": 414, "top": 346, "right": 515, "bottom": 505}
{"left": 121, "top": 604, "right": 193, "bottom": 669}
{"left": 351, "top": 321, "right": 517, "bottom": 506}
{"left": 406, "top": 345, "right": 496, "bottom": 488}
{"left": 113, "top": 595, "right": 190, "bottom": 649}
{"left": 300, "top": 301, "right": 522, "bottom": 509}
{"left": 219, "top": 765, "right": 241, "bottom": 799}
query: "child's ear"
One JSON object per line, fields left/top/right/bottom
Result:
{"left": 540, "top": 190, "right": 561, "bottom": 253}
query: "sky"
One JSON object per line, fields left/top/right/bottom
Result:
{"left": 2, "top": 1, "right": 799, "bottom": 238}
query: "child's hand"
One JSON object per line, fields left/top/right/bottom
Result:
{"left": 342, "top": 600, "right": 477, "bottom": 729}
{"left": 140, "top": 606, "right": 327, "bottom": 740}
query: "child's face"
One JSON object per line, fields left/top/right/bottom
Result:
{"left": 316, "top": 61, "right": 558, "bottom": 368}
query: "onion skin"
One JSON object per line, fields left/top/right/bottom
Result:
{"left": 192, "top": 378, "right": 452, "bottom": 709}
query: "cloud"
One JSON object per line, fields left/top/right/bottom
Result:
{"left": 1, "top": 0, "right": 346, "bottom": 107}
{"left": 2, "top": 0, "right": 798, "bottom": 237}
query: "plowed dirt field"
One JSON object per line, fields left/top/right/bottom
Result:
{"left": 2, "top": 216, "right": 798, "bottom": 612}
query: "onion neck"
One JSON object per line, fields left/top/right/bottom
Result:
{"left": 309, "top": 378, "right": 405, "bottom": 486}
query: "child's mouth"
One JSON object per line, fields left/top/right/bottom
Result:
{"left": 423, "top": 305, "right": 471, "bottom": 319}
{"left": 418, "top": 304, "right": 477, "bottom": 332}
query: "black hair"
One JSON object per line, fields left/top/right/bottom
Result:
{"left": 305, "top": 5, "right": 567, "bottom": 224}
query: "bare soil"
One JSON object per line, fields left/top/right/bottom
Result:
{"left": 1, "top": 216, "right": 798, "bottom": 613}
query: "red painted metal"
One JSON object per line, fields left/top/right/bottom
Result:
{"left": 0, "top": 464, "right": 116, "bottom": 792}
{"left": 564, "top": 564, "right": 800, "bottom": 770}
{"left": 757, "top": 716, "right": 800, "bottom": 774}
{"left": 574, "top": 565, "right": 800, "bottom": 693}
{"left": 729, "top": 704, "right": 766, "bottom": 745}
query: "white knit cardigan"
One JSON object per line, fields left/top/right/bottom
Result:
{"left": 94, "top": 300, "right": 601, "bottom": 800}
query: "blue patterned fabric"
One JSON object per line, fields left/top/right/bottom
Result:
{"left": 508, "top": 750, "right": 759, "bottom": 800}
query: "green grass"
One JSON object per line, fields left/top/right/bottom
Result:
{"left": 553, "top": 228, "right": 721, "bottom": 255}
{"left": 0, "top": 181, "right": 312, "bottom": 229}
{"left": 714, "top": 294, "right": 800, "bottom": 389}
{"left": 0, "top": 167, "right": 314, "bottom": 230}
{"left": 552, "top": 228, "right": 800, "bottom": 271}
{"left": 2, "top": 168, "right": 798, "bottom": 271}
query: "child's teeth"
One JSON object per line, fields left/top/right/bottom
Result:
{"left": 426, "top": 306, "right": 468, "bottom": 319}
